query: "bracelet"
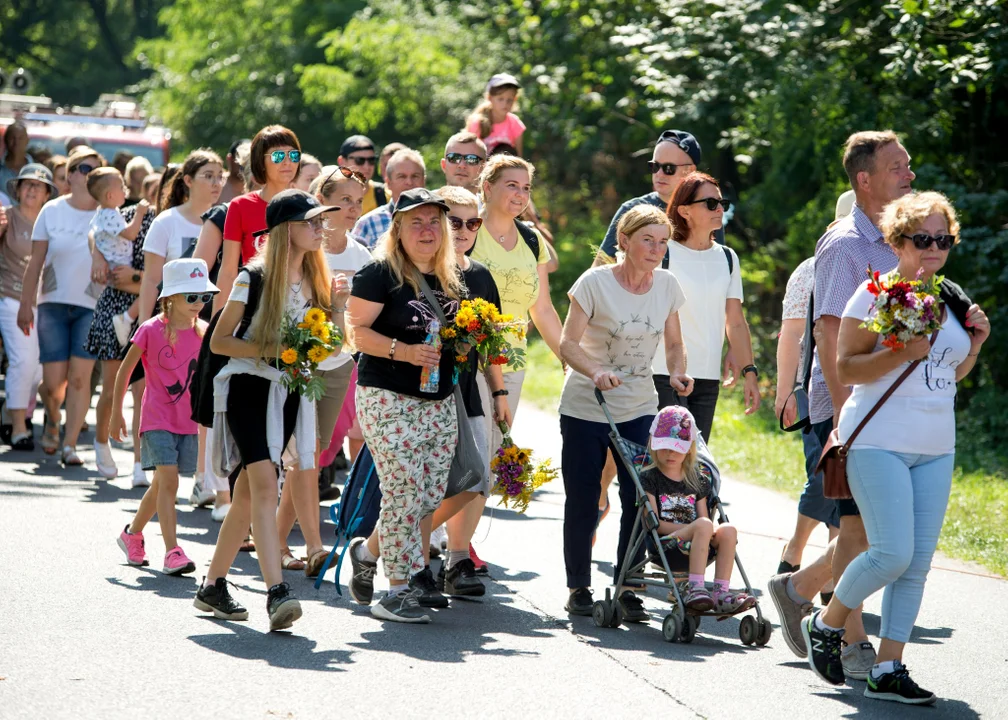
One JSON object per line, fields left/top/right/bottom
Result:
{"left": 332, "top": 305, "right": 346, "bottom": 314}
{"left": 492, "top": 389, "right": 509, "bottom": 398}
{"left": 741, "top": 364, "right": 758, "bottom": 377}
{"left": 389, "top": 338, "right": 397, "bottom": 359}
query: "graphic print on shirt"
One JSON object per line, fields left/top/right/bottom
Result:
{"left": 158, "top": 342, "right": 199, "bottom": 406}
{"left": 480, "top": 260, "right": 538, "bottom": 312}
{"left": 604, "top": 313, "right": 658, "bottom": 376}
{"left": 406, "top": 290, "right": 457, "bottom": 334}
{"left": 923, "top": 346, "right": 961, "bottom": 392}
{"left": 659, "top": 493, "right": 697, "bottom": 525}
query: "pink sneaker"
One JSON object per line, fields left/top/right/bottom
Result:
{"left": 117, "top": 525, "right": 148, "bottom": 567}
{"left": 163, "top": 546, "right": 196, "bottom": 576}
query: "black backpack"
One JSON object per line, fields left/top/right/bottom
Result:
{"left": 373, "top": 183, "right": 387, "bottom": 207}
{"left": 190, "top": 266, "right": 264, "bottom": 428}
{"left": 469, "top": 219, "right": 540, "bottom": 258}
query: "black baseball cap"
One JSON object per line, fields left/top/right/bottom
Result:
{"left": 656, "top": 129, "right": 702, "bottom": 166}
{"left": 339, "top": 135, "right": 376, "bottom": 158}
{"left": 392, "top": 188, "right": 450, "bottom": 216}
{"left": 253, "top": 189, "right": 340, "bottom": 237}
{"left": 486, "top": 73, "right": 521, "bottom": 93}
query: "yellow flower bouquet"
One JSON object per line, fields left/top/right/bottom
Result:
{"left": 440, "top": 298, "right": 526, "bottom": 371}
{"left": 277, "top": 307, "right": 343, "bottom": 401}
{"left": 490, "top": 421, "right": 557, "bottom": 514}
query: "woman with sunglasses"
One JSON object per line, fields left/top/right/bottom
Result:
{"left": 17, "top": 146, "right": 103, "bottom": 465}
{"left": 666, "top": 171, "right": 759, "bottom": 443}
{"left": 802, "top": 192, "right": 988, "bottom": 705}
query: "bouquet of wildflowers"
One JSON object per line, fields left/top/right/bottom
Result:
{"left": 277, "top": 307, "right": 343, "bottom": 401}
{"left": 862, "top": 265, "right": 943, "bottom": 351}
{"left": 490, "top": 421, "right": 557, "bottom": 514}
{"left": 440, "top": 298, "right": 526, "bottom": 371}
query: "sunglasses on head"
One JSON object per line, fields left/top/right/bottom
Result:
{"left": 73, "top": 163, "right": 97, "bottom": 175}
{"left": 184, "top": 293, "right": 214, "bottom": 304}
{"left": 685, "top": 197, "right": 730, "bottom": 212}
{"left": 269, "top": 150, "right": 302, "bottom": 164}
{"left": 347, "top": 155, "right": 377, "bottom": 167}
{"left": 447, "top": 216, "right": 483, "bottom": 232}
{"left": 647, "top": 160, "right": 693, "bottom": 176}
{"left": 445, "top": 152, "right": 485, "bottom": 166}
{"left": 322, "top": 165, "right": 368, "bottom": 188}
{"left": 903, "top": 233, "right": 955, "bottom": 251}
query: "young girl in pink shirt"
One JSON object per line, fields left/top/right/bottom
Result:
{"left": 466, "top": 73, "right": 527, "bottom": 156}
{"left": 112, "top": 259, "right": 219, "bottom": 575}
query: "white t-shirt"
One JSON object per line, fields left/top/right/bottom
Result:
{"left": 31, "top": 196, "right": 99, "bottom": 309}
{"left": 229, "top": 269, "right": 311, "bottom": 341}
{"left": 90, "top": 207, "right": 133, "bottom": 267}
{"left": 837, "top": 281, "right": 971, "bottom": 455}
{"left": 142, "top": 207, "right": 202, "bottom": 262}
{"left": 318, "top": 236, "right": 372, "bottom": 371}
{"left": 559, "top": 266, "right": 686, "bottom": 423}
{"left": 655, "top": 241, "right": 743, "bottom": 379}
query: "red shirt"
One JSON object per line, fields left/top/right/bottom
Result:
{"left": 223, "top": 192, "right": 267, "bottom": 264}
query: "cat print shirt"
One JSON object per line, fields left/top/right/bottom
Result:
{"left": 640, "top": 466, "right": 713, "bottom": 525}
{"left": 131, "top": 316, "right": 202, "bottom": 435}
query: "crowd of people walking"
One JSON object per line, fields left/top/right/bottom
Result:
{"left": 0, "top": 72, "right": 990, "bottom": 707}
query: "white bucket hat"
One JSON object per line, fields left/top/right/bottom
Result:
{"left": 158, "top": 258, "right": 219, "bottom": 300}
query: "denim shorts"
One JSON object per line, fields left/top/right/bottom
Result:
{"left": 37, "top": 302, "right": 98, "bottom": 363}
{"left": 141, "top": 430, "right": 197, "bottom": 474}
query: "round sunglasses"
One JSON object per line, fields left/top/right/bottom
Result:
{"left": 685, "top": 197, "right": 731, "bottom": 212}
{"left": 445, "top": 152, "right": 486, "bottom": 166}
{"left": 270, "top": 150, "right": 302, "bottom": 164}
{"left": 902, "top": 233, "right": 955, "bottom": 251}
{"left": 184, "top": 293, "right": 214, "bottom": 304}
{"left": 447, "top": 216, "right": 483, "bottom": 232}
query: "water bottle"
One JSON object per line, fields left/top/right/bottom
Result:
{"left": 419, "top": 319, "right": 441, "bottom": 393}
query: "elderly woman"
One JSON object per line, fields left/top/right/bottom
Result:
{"left": 0, "top": 165, "right": 56, "bottom": 449}
{"left": 346, "top": 188, "right": 467, "bottom": 624}
{"left": 802, "top": 192, "right": 989, "bottom": 705}
{"left": 559, "top": 205, "right": 693, "bottom": 618}
{"left": 17, "top": 146, "right": 103, "bottom": 464}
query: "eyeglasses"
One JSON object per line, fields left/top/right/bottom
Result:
{"left": 184, "top": 293, "right": 214, "bottom": 304}
{"left": 73, "top": 163, "right": 97, "bottom": 175}
{"left": 902, "top": 233, "right": 955, "bottom": 251}
{"left": 347, "top": 155, "right": 377, "bottom": 167}
{"left": 447, "top": 216, "right": 483, "bottom": 232}
{"left": 647, "top": 161, "right": 694, "bottom": 176}
{"left": 685, "top": 197, "right": 730, "bottom": 212}
{"left": 445, "top": 153, "right": 485, "bottom": 166}
{"left": 196, "top": 171, "right": 224, "bottom": 184}
{"left": 321, "top": 165, "right": 368, "bottom": 189}
{"left": 270, "top": 150, "right": 302, "bottom": 164}
{"left": 294, "top": 217, "right": 329, "bottom": 232}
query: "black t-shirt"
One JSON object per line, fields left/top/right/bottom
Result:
{"left": 458, "top": 259, "right": 502, "bottom": 417}
{"left": 640, "top": 467, "right": 712, "bottom": 525}
{"left": 352, "top": 260, "right": 461, "bottom": 401}
{"left": 201, "top": 202, "right": 228, "bottom": 284}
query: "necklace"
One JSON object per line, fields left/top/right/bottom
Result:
{"left": 290, "top": 276, "right": 303, "bottom": 294}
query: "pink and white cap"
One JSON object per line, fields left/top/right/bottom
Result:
{"left": 649, "top": 405, "right": 698, "bottom": 453}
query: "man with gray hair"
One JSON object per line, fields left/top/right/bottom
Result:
{"left": 352, "top": 147, "right": 426, "bottom": 249}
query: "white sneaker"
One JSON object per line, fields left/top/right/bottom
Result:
{"left": 211, "top": 503, "right": 231, "bottom": 522}
{"left": 190, "top": 475, "right": 215, "bottom": 507}
{"left": 112, "top": 311, "right": 134, "bottom": 348}
{"left": 94, "top": 441, "right": 119, "bottom": 479}
{"left": 132, "top": 462, "right": 151, "bottom": 488}
{"left": 431, "top": 524, "right": 448, "bottom": 553}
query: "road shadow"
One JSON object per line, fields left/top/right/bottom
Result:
{"left": 812, "top": 689, "right": 980, "bottom": 719}
{"left": 861, "top": 612, "right": 953, "bottom": 645}
{"left": 106, "top": 571, "right": 198, "bottom": 601}
{"left": 188, "top": 620, "right": 354, "bottom": 672}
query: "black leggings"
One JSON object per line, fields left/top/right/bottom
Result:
{"left": 225, "top": 374, "right": 299, "bottom": 493}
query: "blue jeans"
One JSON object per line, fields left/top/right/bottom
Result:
{"left": 796, "top": 390, "right": 840, "bottom": 528}
{"left": 834, "top": 449, "right": 954, "bottom": 644}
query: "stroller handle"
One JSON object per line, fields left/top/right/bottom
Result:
{"left": 594, "top": 387, "right": 606, "bottom": 405}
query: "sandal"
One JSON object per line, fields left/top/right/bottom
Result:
{"left": 40, "top": 422, "right": 60, "bottom": 455}
{"left": 280, "top": 549, "right": 305, "bottom": 571}
{"left": 682, "top": 581, "right": 714, "bottom": 612}
{"left": 239, "top": 536, "right": 255, "bottom": 553}
{"left": 61, "top": 445, "right": 83, "bottom": 467}
{"left": 712, "top": 589, "right": 756, "bottom": 614}
{"left": 11, "top": 432, "right": 34, "bottom": 451}
{"left": 305, "top": 548, "right": 328, "bottom": 578}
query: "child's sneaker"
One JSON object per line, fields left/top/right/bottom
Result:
{"left": 267, "top": 582, "right": 302, "bottom": 631}
{"left": 194, "top": 577, "right": 248, "bottom": 620}
{"left": 683, "top": 581, "right": 714, "bottom": 612}
{"left": 469, "top": 543, "right": 489, "bottom": 575}
{"left": 117, "top": 525, "right": 148, "bottom": 566}
{"left": 132, "top": 463, "right": 150, "bottom": 488}
{"left": 112, "top": 311, "right": 133, "bottom": 348}
{"left": 163, "top": 546, "right": 196, "bottom": 576}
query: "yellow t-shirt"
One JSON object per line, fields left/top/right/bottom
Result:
{"left": 470, "top": 224, "right": 549, "bottom": 356}
{"left": 361, "top": 181, "right": 384, "bottom": 215}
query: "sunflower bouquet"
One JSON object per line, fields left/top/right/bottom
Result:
{"left": 490, "top": 421, "right": 558, "bottom": 514}
{"left": 440, "top": 298, "right": 526, "bottom": 371}
{"left": 862, "top": 265, "right": 943, "bottom": 351}
{"left": 277, "top": 307, "right": 343, "bottom": 401}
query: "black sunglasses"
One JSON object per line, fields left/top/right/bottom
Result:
{"left": 902, "top": 233, "right": 955, "bottom": 251}
{"left": 447, "top": 216, "right": 483, "bottom": 232}
{"left": 321, "top": 165, "right": 368, "bottom": 188}
{"left": 685, "top": 197, "right": 730, "bottom": 212}
{"left": 73, "top": 163, "right": 97, "bottom": 175}
{"left": 445, "top": 152, "right": 485, "bottom": 166}
{"left": 647, "top": 160, "right": 693, "bottom": 176}
{"left": 184, "top": 293, "right": 214, "bottom": 304}
{"left": 347, "top": 155, "right": 377, "bottom": 166}
{"left": 269, "top": 150, "right": 302, "bottom": 164}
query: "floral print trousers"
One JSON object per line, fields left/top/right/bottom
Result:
{"left": 356, "top": 385, "right": 458, "bottom": 579}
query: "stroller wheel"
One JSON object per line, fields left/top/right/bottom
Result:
{"left": 755, "top": 617, "right": 773, "bottom": 646}
{"left": 739, "top": 615, "right": 757, "bottom": 645}
{"left": 681, "top": 614, "right": 698, "bottom": 643}
{"left": 592, "top": 600, "right": 614, "bottom": 629}
{"left": 662, "top": 613, "right": 682, "bottom": 643}
{"left": 609, "top": 602, "right": 623, "bottom": 628}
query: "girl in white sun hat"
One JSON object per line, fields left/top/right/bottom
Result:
{"left": 111, "top": 258, "right": 218, "bottom": 575}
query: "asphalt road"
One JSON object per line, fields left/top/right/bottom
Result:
{"left": 0, "top": 401, "right": 1004, "bottom": 719}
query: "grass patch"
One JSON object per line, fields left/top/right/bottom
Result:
{"left": 522, "top": 339, "right": 1008, "bottom": 576}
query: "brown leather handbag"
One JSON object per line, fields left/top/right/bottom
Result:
{"left": 817, "top": 330, "right": 939, "bottom": 499}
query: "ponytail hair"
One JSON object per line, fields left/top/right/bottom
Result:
{"left": 466, "top": 100, "right": 494, "bottom": 140}
{"left": 162, "top": 148, "right": 223, "bottom": 211}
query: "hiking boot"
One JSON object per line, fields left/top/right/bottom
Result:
{"left": 117, "top": 525, "right": 148, "bottom": 567}
{"left": 768, "top": 572, "right": 813, "bottom": 657}
{"left": 565, "top": 587, "right": 594, "bottom": 616}
{"left": 348, "top": 538, "right": 377, "bottom": 606}
{"left": 371, "top": 588, "right": 431, "bottom": 624}
{"left": 864, "top": 662, "right": 936, "bottom": 705}
{"left": 444, "top": 558, "right": 486, "bottom": 597}
{"left": 618, "top": 590, "right": 649, "bottom": 623}
{"left": 802, "top": 610, "right": 845, "bottom": 685}
{"left": 193, "top": 577, "right": 248, "bottom": 620}
{"left": 163, "top": 546, "right": 196, "bottom": 576}
{"left": 267, "top": 582, "right": 302, "bottom": 631}
{"left": 469, "top": 543, "right": 489, "bottom": 575}
{"left": 409, "top": 567, "right": 449, "bottom": 608}
{"left": 842, "top": 640, "right": 877, "bottom": 681}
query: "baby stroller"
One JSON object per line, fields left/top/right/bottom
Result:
{"left": 592, "top": 389, "right": 772, "bottom": 646}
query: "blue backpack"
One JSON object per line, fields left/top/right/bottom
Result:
{"left": 313, "top": 444, "right": 383, "bottom": 592}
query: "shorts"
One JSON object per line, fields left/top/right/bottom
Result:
{"left": 797, "top": 398, "right": 840, "bottom": 529}
{"left": 141, "top": 430, "right": 198, "bottom": 474}
{"left": 225, "top": 374, "right": 299, "bottom": 484}
{"left": 37, "top": 302, "right": 98, "bottom": 363}
{"left": 317, "top": 361, "right": 354, "bottom": 451}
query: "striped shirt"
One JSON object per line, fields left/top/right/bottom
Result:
{"left": 351, "top": 201, "right": 393, "bottom": 250}
{"left": 808, "top": 205, "right": 897, "bottom": 424}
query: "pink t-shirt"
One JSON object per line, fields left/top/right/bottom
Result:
{"left": 467, "top": 112, "right": 526, "bottom": 152}
{"left": 131, "top": 316, "right": 202, "bottom": 435}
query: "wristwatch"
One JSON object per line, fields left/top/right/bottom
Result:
{"left": 742, "top": 364, "right": 758, "bottom": 378}
{"left": 492, "top": 389, "right": 509, "bottom": 398}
